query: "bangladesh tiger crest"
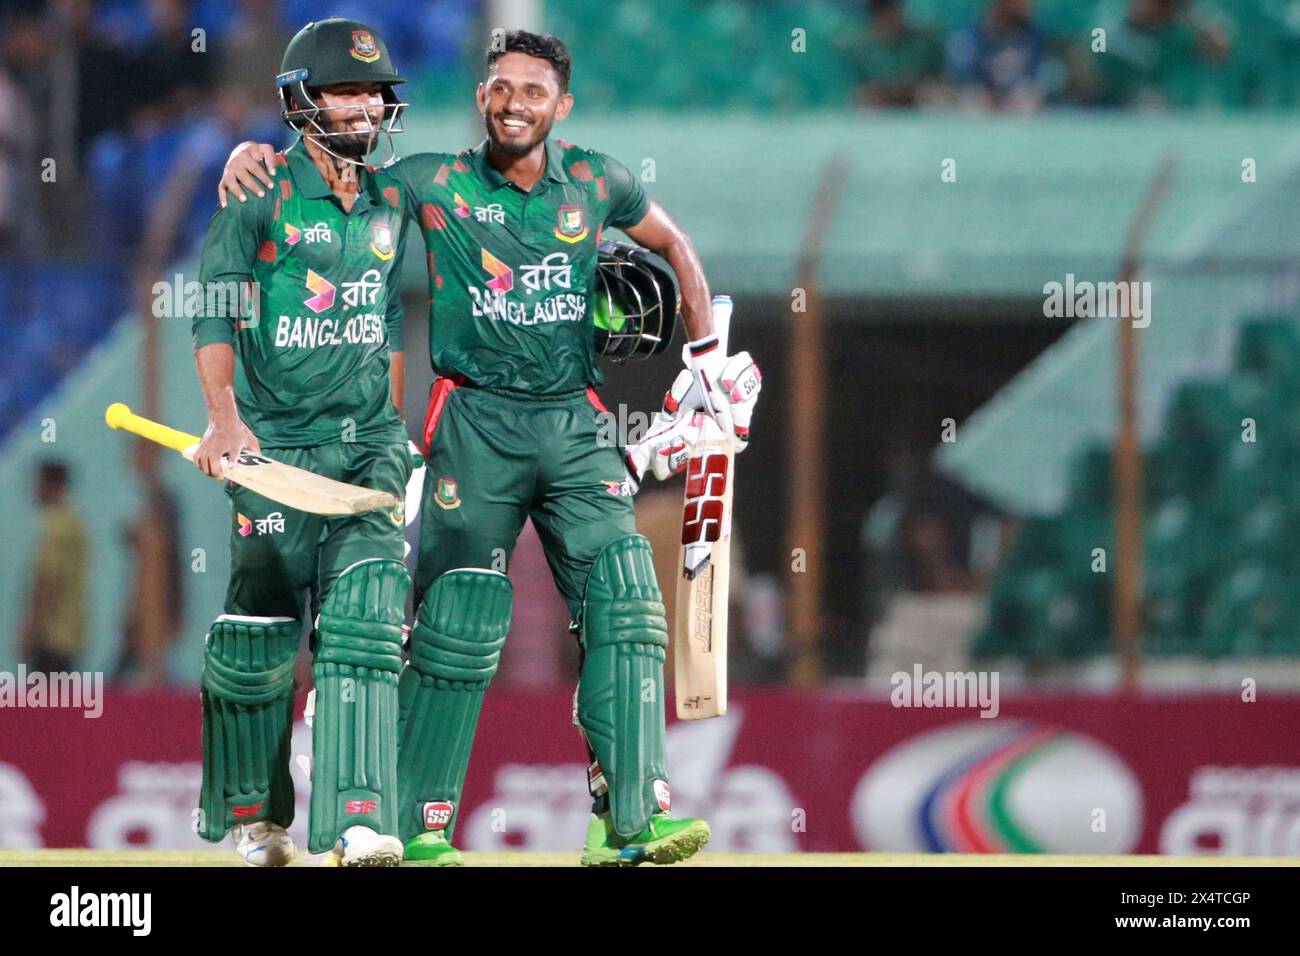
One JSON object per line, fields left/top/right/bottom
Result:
{"left": 370, "top": 221, "right": 395, "bottom": 261}
{"left": 554, "top": 205, "right": 589, "bottom": 244}
{"left": 350, "top": 30, "right": 381, "bottom": 63}
{"left": 435, "top": 477, "right": 461, "bottom": 510}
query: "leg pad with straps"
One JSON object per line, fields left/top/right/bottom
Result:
{"left": 309, "top": 558, "right": 409, "bottom": 852}
{"left": 198, "top": 615, "right": 300, "bottom": 842}
{"left": 577, "top": 534, "right": 670, "bottom": 839}
{"left": 398, "top": 569, "right": 512, "bottom": 842}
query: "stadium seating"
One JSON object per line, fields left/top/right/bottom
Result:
{"left": 543, "top": 0, "right": 1300, "bottom": 112}
{"left": 0, "top": 263, "right": 125, "bottom": 438}
{"left": 976, "top": 314, "right": 1300, "bottom": 660}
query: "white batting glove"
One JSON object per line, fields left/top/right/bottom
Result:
{"left": 680, "top": 299, "right": 763, "bottom": 452}
{"left": 624, "top": 373, "right": 705, "bottom": 493}
{"left": 716, "top": 350, "right": 762, "bottom": 450}
{"left": 686, "top": 333, "right": 736, "bottom": 440}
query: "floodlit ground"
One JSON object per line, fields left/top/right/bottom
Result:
{"left": 2, "top": 851, "right": 1296, "bottom": 867}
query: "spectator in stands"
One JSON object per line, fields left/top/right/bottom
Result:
{"left": 853, "top": 0, "right": 947, "bottom": 109}
{"left": 1089, "top": 0, "right": 1232, "bottom": 109}
{"left": 947, "top": 0, "right": 1058, "bottom": 112}
{"left": 18, "top": 461, "right": 88, "bottom": 674}
{"left": 4, "top": 1, "right": 140, "bottom": 256}
{"left": 218, "top": 0, "right": 291, "bottom": 113}
{"left": 2, "top": 9, "right": 58, "bottom": 255}
{"left": 46, "top": 0, "right": 138, "bottom": 165}
{"left": 0, "top": 28, "right": 31, "bottom": 255}
{"left": 128, "top": 0, "right": 216, "bottom": 129}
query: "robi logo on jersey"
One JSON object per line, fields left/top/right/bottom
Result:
{"left": 423, "top": 801, "right": 455, "bottom": 831}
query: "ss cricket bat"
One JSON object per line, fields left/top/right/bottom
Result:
{"left": 105, "top": 403, "right": 397, "bottom": 516}
{"left": 674, "top": 296, "right": 734, "bottom": 720}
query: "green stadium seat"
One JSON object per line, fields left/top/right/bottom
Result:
{"left": 1233, "top": 318, "right": 1300, "bottom": 377}
{"left": 983, "top": 309, "right": 1300, "bottom": 661}
{"left": 1202, "top": 563, "right": 1300, "bottom": 657}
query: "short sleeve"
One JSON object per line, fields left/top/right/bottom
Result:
{"left": 601, "top": 154, "right": 650, "bottom": 230}
{"left": 194, "top": 195, "right": 271, "bottom": 349}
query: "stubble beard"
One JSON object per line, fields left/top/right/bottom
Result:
{"left": 486, "top": 112, "right": 553, "bottom": 158}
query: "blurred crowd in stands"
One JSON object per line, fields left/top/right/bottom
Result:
{"left": 855, "top": 0, "right": 1272, "bottom": 112}
{"left": 0, "top": 0, "right": 1292, "bottom": 265}
{"left": 0, "top": 0, "right": 476, "bottom": 437}
{"left": 0, "top": 0, "right": 475, "bottom": 263}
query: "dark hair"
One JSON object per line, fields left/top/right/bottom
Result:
{"left": 486, "top": 30, "right": 572, "bottom": 93}
{"left": 38, "top": 460, "right": 69, "bottom": 488}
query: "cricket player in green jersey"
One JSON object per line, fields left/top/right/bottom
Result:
{"left": 192, "top": 19, "right": 415, "bottom": 867}
{"left": 221, "top": 30, "right": 762, "bottom": 867}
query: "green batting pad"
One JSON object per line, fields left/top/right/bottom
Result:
{"left": 198, "top": 615, "right": 300, "bottom": 842}
{"left": 309, "top": 559, "right": 408, "bottom": 853}
{"left": 398, "top": 569, "right": 512, "bottom": 842}
{"left": 578, "top": 534, "right": 670, "bottom": 839}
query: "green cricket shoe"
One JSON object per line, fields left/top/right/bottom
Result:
{"left": 580, "top": 811, "right": 711, "bottom": 867}
{"left": 403, "top": 831, "right": 464, "bottom": 866}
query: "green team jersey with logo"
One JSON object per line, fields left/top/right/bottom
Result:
{"left": 194, "top": 139, "right": 408, "bottom": 448}
{"left": 384, "top": 137, "right": 649, "bottom": 394}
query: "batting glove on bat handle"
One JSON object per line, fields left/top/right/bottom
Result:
{"left": 624, "top": 408, "right": 704, "bottom": 492}
{"left": 681, "top": 346, "right": 762, "bottom": 453}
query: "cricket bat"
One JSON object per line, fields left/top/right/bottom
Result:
{"left": 104, "top": 403, "right": 398, "bottom": 516}
{"left": 674, "top": 296, "right": 734, "bottom": 720}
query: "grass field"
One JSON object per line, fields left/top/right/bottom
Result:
{"left": 3, "top": 851, "right": 1297, "bottom": 867}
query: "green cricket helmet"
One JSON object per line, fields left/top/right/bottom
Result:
{"left": 593, "top": 239, "right": 679, "bottom": 362}
{"left": 275, "top": 18, "right": 407, "bottom": 165}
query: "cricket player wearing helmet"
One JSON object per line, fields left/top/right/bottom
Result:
{"left": 220, "top": 30, "right": 762, "bottom": 867}
{"left": 191, "top": 18, "right": 413, "bottom": 866}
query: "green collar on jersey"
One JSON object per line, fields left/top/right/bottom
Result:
{"left": 466, "top": 136, "right": 570, "bottom": 192}
{"left": 284, "top": 139, "right": 383, "bottom": 210}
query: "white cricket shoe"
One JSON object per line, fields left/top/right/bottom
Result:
{"left": 333, "top": 825, "right": 403, "bottom": 867}
{"left": 234, "top": 821, "right": 297, "bottom": 867}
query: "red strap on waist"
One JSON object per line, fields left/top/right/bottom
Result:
{"left": 423, "top": 376, "right": 464, "bottom": 456}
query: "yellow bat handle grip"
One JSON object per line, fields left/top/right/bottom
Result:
{"left": 104, "top": 403, "right": 202, "bottom": 454}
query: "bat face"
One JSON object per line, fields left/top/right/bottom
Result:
{"left": 672, "top": 294, "right": 737, "bottom": 721}
{"left": 232, "top": 450, "right": 276, "bottom": 467}
{"left": 222, "top": 454, "right": 397, "bottom": 516}
{"left": 675, "top": 440, "right": 733, "bottom": 720}
{"left": 106, "top": 403, "right": 399, "bottom": 517}
{"left": 681, "top": 448, "right": 731, "bottom": 578}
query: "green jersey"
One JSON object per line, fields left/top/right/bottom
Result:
{"left": 195, "top": 139, "right": 408, "bottom": 448}
{"left": 386, "top": 137, "right": 649, "bottom": 394}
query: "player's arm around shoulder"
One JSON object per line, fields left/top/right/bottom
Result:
{"left": 380, "top": 150, "right": 471, "bottom": 228}
{"left": 217, "top": 141, "right": 291, "bottom": 207}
